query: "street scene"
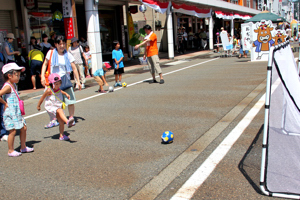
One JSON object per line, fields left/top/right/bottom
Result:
{"left": 1, "top": 0, "right": 300, "bottom": 199}
{"left": 0, "top": 51, "right": 286, "bottom": 199}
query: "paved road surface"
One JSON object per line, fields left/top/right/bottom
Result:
{"left": 0, "top": 53, "right": 290, "bottom": 199}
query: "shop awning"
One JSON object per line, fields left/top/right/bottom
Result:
{"left": 215, "top": 11, "right": 252, "bottom": 20}
{"left": 139, "top": 0, "right": 170, "bottom": 14}
{"left": 172, "top": 2, "right": 211, "bottom": 18}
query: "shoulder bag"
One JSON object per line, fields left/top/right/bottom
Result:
{"left": 7, "top": 83, "right": 25, "bottom": 115}
{"left": 45, "top": 50, "right": 54, "bottom": 86}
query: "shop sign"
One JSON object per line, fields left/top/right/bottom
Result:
{"left": 24, "top": 0, "right": 37, "bottom": 10}
{"left": 62, "top": 0, "right": 72, "bottom": 18}
{"left": 64, "top": 18, "right": 74, "bottom": 39}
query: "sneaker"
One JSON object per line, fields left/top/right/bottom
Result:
{"left": 160, "top": 79, "right": 164, "bottom": 84}
{"left": 86, "top": 75, "right": 91, "bottom": 78}
{"left": 44, "top": 120, "right": 59, "bottom": 129}
{"left": 67, "top": 118, "right": 75, "bottom": 128}
{"left": 81, "top": 84, "right": 85, "bottom": 89}
{"left": 114, "top": 82, "right": 118, "bottom": 87}
{"left": 98, "top": 90, "right": 106, "bottom": 93}
{"left": 59, "top": 135, "right": 70, "bottom": 141}
{"left": 20, "top": 146, "right": 34, "bottom": 153}
{"left": 117, "top": 82, "right": 122, "bottom": 87}
{"left": 75, "top": 84, "right": 79, "bottom": 89}
{"left": 1, "top": 135, "right": 8, "bottom": 141}
{"left": 8, "top": 151, "right": 22, "bottom": 157}
{"left": 69, "top": 117, "right": 76, "bottom": 126}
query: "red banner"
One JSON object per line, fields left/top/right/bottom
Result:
{"left": 64, "top": 18, "right": 74, "bottom": 39}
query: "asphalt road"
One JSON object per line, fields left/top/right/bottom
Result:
{"left": 0, "top": 53, "right": 289, "bottom": 199}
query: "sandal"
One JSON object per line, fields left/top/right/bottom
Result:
{"left": 8, "top": 151, "right": 22, "bottom": 157}
{"left": 67, "top": 118, "right": 74, "bottom": 128}
{"left": 21, "top": 146, "right": 34, "bottom": 153}
{"left": 44, "top": 120, "right": 59, "bottom": 129}
{"left": 59, "top": 135, "right": 70, "bottom": 141}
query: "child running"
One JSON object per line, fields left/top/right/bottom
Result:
{"left": 93, "top": 63, "right": 110, "bottom": 93}
{"left": 37, "top": 73, "right": 74, "bottom": 141}
{"left": 112, "top": 40, "right": 124, "bottom": 87}
{"left": 0, "top": 63, "right": 34, "bottom": 157}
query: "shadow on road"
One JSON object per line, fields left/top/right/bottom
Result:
{"left": 238, "top": 124, "right": 264, "bottom": 195}
{"left": 15, "top": 140, "right": 42, "bottom": 151}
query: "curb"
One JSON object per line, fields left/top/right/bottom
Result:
{"left": 19, "top": 50, "right": 212, "bottom": 101}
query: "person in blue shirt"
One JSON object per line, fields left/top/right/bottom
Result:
{"left": 112, "top": 40, "right": 124, "bottom": 87}
{"left": 93, "top": 63, "right": 110, "bottom": 93}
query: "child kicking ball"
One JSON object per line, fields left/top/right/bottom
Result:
{"left": 93, "top": 63, "right": 110, "bottom": 93}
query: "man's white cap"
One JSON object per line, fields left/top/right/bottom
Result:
{"left": 2, "top": 63, "right": 25, "bottom": 74}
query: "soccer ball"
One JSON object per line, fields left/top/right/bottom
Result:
{"left": 108, "top": 86, "right": 114, "bottom": 92}
{"left": 122, "top": 82, "right": 127, "bottom": 87}
{"left": 161, "top": 131, "right": 174, "bottom": 144}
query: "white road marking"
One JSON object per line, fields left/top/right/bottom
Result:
{"left": 171, "top": 79, "right": 280, "bottom": 200}
{"left": 24, "top": 57, "right": 219, "bottom": 120}
{"left": 164, "top": 60, "right": 189, "bottom": 66}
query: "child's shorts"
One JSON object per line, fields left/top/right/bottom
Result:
{"left": 114, "top": 67, "right": 124, "bottom": 75}
{"left": 94, "top": 76, "right": 104, "bottom": 86}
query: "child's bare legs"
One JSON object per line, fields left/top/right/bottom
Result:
{"left": 118, "top": 74, "right": 122, "bottom": 83}
{"left": 68, "top": 104, "right": 75, "bottom": 119}
{"left": 19, "top": 125, "right": 27, "bottom": 150}
{"left": 56, "top": 109, "right": 68, "bottom": 138}
{"left": 115, "top": 74, "right": 118, "bottom": 83}
{"left": 7, "top": 129, "right": 16, "bottom": 154}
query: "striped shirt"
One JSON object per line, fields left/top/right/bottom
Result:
{"left": 68, "top": 46, "right": 84, "bottom": 64}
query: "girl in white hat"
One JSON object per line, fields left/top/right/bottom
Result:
{"left": 0, "top": 63, "right": 34, "bottom": 157}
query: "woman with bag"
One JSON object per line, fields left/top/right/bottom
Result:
{"left": 68, "top": 37, "right": 87, "bottom": 89}
{"left": 41, "top": 35, "right": 82, "bottom": 128}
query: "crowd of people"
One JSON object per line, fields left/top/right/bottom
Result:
{"left": 177, "top": 27, "right": 209, "bottom": 54}
{"left": 0, "top": 24, "right": 164, "bottom": 157}
{"left": 1, "top": 32, "right": 93, "bottom": 90}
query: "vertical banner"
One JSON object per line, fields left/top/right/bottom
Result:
{"left": 64, "top": 18, "right": 74, "bottom": 39}
{"left": 241, "top": 22, "right": 252, "bottom": 51}
{"left": 127, "top": 12, "right": 134, "bottom": 40}
{"left": 62, "top": 0, "right": 78, "bottom": 48}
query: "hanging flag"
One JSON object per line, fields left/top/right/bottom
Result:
{"left": 127, "top": 12, "right": 135, "bottom": 40}
{"left": 139, "top": 0, "right": 170, "bottom": 14}
{"left": 172, "top": 3, "right": 211, "bottom": 18}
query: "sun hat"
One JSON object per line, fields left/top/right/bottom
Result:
{"left": 70, "top": 37, "right": 78, "bottom": 44}
{"left": 2, "top": 63, "right": 25, "bottom": 74}
{"left": 48, "top": 73, "right": 61, "bottom": 84}
{"left": 6, "top": 33, "right": 15, "bottom": 39}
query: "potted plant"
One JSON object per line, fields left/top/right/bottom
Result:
{"left": 129, "top": 28, "right": 147, "bottom": 65}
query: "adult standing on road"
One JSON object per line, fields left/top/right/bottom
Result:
{"left": 134, "top": 25, "right": 164, "bottom": 84}
{"left": 41, "top": 35, "right": 82, "bottom": 128}
{"left": 68, "top": 37, "right": 87, "bottom": 89}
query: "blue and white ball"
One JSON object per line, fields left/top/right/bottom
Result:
{"left": 161, "top": 131, "right": 174, "bottom": 144}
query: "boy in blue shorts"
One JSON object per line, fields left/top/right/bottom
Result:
{"left": 93, "top": 63, "right": 110, "bottom": 93}
{"left": 112, "top": 40, "right": 124, "bottom": 87}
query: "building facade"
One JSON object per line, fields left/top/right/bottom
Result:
{"left": 0, "top": 0, "right": 260, "bottom": 72}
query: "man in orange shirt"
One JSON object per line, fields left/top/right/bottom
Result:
{"left": 134, "top": 25, "right": 164, "bottom": 84}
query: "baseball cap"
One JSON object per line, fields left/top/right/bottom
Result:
{"left": 2, "top": 63, "right": 25, "bottom": 74}
{"left": 103, "top": 62, "right": 112, "bottom": 69}
{"left": 48, "top": 73, "right": 61, "bottom": 84}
